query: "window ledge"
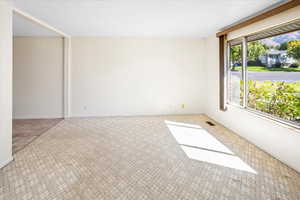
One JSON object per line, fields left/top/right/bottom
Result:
{"left": 226, "top": 103, "right": 300, "bottom": 134}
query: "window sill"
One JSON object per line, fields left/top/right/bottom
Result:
{"left": 226, "top": 103, "right": 300, "bottom": 134}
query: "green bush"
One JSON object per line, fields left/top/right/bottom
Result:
{"left": 289, "top": 62, "right": 300, "bottom": 68}
{"left": 272, "top": 62, "right": 282, "bottom": 68}
{"left": 247, "top": 80, "right": 300, "bottom": 122}
{"left": 247, "top": 60, "right": 265, "bottom": 67}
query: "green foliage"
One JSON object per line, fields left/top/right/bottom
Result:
{"left": 247, "top": 60, "right": 265, "bottom": 67}
{"left": 289, "top": 62, "right": 300, "bottom": 68}
{"left": 262, "top": 43, "right": 270, "bottom": 50}
{"left": 287, "top": 40, "right": 300, "bottom": 61}
{"left": 247, "top": 80, "right": 300, "bottom": 122}
{"left": 278, "top": 41, "right": 288, "bottom": 50}
{"left": 230, "top": 45, "right": 242, "bottom": 70}
{"left": 272, "top": 62, "right": 282, "bottom": 68}
{"left": 247, "top": 41, "right": 266, "bottom": 60}
{"left": 235, "top": 66, "right": 300, "bottom": 72}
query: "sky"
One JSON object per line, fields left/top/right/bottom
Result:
{"left": 260, "top": 30, "right": 300, "bottom": 47}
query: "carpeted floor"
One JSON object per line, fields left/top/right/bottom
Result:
{"left": 1, "top": 115, "right": 300, "bottom": 200}
{"left": 12, "top": 119, "right": 63, "bottom": 154}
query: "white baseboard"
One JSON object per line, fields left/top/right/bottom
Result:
{"left": 0, "top": 156, "right": 13, "bottom": 169}
{"left": 69, "top": 112, "right": 205, "bottom": 118}
{"left": 13, "top": 115, "right": 63, "bottom": 120}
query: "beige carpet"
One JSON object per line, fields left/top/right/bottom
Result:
{"left": 12, "top": 119, "right": 63, "bottom": 154}
{"left": 1, "top": 115, "right": 300, "bottom": 200}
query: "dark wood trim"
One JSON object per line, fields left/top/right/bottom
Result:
{"left": 216, "top": 0, "right": 300, "bottom": 37}
{"left": 219, "top": 35, "right": 227, "bottom": 111}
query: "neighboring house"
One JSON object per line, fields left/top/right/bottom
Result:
{"left": 259, "top": 49, "right": 296, "bottom": 67}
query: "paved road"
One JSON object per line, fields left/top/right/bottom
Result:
{"left": 232, "top": 72, "right": 300, "bottom": 82}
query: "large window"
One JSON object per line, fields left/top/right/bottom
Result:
{"left": 227, "top": 26, "right": 300, "bottom": 128}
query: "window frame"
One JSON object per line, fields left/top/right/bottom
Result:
{"left": 226, "top": 38, "right": 246, "bottom": 108}
{"left": 225, "top": 29, "right": 300, "bottom": 130}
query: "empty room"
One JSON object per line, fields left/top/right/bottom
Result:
{"left": 0, "top": 0, "right": 300, "bottom": 200}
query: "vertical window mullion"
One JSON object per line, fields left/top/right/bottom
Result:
{"left": 242, "top": 37, "right": 247, "bottom": 108}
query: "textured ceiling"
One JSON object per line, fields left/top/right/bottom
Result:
{"left": 12, "top": 0, "right": 286, "bottom": 37}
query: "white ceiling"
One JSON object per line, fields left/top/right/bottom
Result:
{"left": 13, "top": 14, "right": 60, "bottom": 36}
{"left": 13, "top": 0, "right": 286, "bottom": 37}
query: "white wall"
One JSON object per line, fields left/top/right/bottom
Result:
{"left": 0, "top": 1, "right": 13, "bottom": 168}
{"left": 71, "top": 37, "right": 205, "bottom": 117}
{"left": 203, "top": 6, "right": 300, "bottom": 172}
{"left": 13, "top": 37, "right": 64, "bottom": 119}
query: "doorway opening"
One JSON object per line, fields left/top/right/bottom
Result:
{"left": 12, "top": 9, "right": 70, "bottom": 154}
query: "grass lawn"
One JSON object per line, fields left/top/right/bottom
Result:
{"left": 235, "top": 66, "right": 300, "bottom": 72}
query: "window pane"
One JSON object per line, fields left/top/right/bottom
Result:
{"left": 229, "top": 44, "right": 243, "bottom": 106}
{"left": 246, "top": 30, "right": 300, "bottom": 126}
